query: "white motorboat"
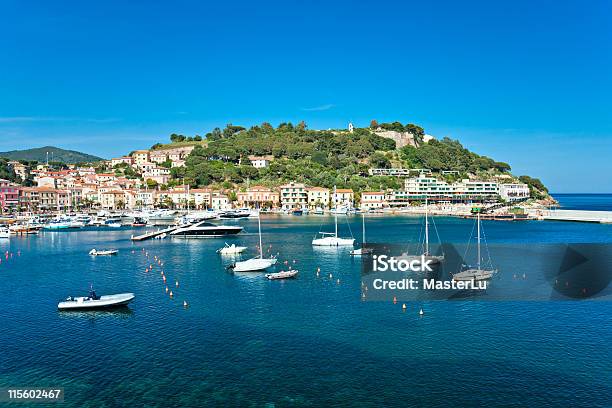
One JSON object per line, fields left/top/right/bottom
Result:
{"left": 217, "top": 243, "right": 247, "bottom": 255}
{"left": 266, "top": 270, "right": 298, "bottom": 280}
{"left": 453, "top": 211, "right": 497, "bottom": 282}
{"left": 230, "top": 217, "right": 276, "bottom": 272}
{"left": 89, "top": 249, "right": 119, "bottom": 256}
{"left": 58, "top": 290, "right": 135, "bottom": 310}
{"left": 0, "top": 227, "right": 9, "bottom": 239}
{"left": 170, "top": 221, "right": 243, "bottom": 237}
{"left": 313, "top": 186, "right": 355, "bottom": 247}
{"left": 45, "top": 220, "right": 71, "bottom": 230}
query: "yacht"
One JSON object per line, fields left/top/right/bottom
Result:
{"left": 170, "top": 221, "right": 243, "bottom": 237}
{"left": 219, "top": 210, "right": 250, "bottom": 219}
{"left": 312, "top": 186, "right": 355, "bottom": 247}
{"left": 0, "top": 227, "right": 9, "bottom": 239}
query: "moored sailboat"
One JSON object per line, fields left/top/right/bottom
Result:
{"left": 312, "top": 186, "right": 355, "bottom": 247}
{"left": 453, "top": 210, "right": 497, "bottom": 282}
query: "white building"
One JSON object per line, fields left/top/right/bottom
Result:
{"left": 499, "top": 183, "right": 530, "bottom": 202}
{"left": 247, "top": 155, "right": 273, "bottom": 169}
{"left": 280, "top": 182, "right": 307, "bottom": 210}
{"left": 360, "top": 192, "right": 386, "bottom": 210}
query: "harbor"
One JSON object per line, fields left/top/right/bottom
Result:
{"left": 0, "top": 209, "right": 611, "bottom": 407}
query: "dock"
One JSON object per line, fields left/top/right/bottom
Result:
{"left": 131, "top": 224, "right": 190, "bottom": 241}
{"left": 541, "top": 210, "right": 612, "bottom": 224}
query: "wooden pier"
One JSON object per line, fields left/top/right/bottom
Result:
{"left": 130, "top": 224, "right": 190, "bottom": 241}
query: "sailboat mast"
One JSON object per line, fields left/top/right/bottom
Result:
{"left": 424, "top": 197, "right": 429, "bottom": 255}
{"left": 258, "top": 216, "right": 263, "bottom": 258}
{"left": 477, "top": 211, "right": 481, "bottom": 271}
{"left": 362, "top": 213, "right": 366, "bottom": 244}
{"left": 334, "top": 185, "right": 338, "bottom": 238}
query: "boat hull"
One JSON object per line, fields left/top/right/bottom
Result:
{"left": 312, "top": 237, "right": 355, "bottom": 246}
{"left": 232, "top": 257, "right": 277, "bottom": 272}
{"left": 58, "top": 293, "right": 135, "bottom": 310}
{"left": 453, "top": 269, "right": 496, "bottom": 282}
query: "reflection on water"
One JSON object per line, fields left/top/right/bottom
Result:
{"left": 57, "top": 307, "right": 135, "bottom": 319}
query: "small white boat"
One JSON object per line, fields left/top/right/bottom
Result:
{"left": 106, "top": 223, "right": 122, "bottom": 228}
{"left": 89, "top": 249, "right": 119, "bottom": 256}
{"left": 266, "top": 270, "right": 298, "bottom": 280}
{"left": 58, "top": 291, "right": 135, "bottom": 310}
{"left": 217, "top": 243, "right": 247, "bottom": 255}
{"left": 349, "top": 247, "right": 373, "bottom": 256}
{"left": 0, "top": 227, "right": 9, "bottom": 239}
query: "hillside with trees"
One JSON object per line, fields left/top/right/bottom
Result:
{"left": 164, "top": 121, "right": 549, "bottom": 199}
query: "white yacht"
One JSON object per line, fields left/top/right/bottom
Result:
{"left": 231, "top": 217, "right": 277, "bottom": 272}
{"left": 217, "top": 243, "right": 247, "bottom": 255}
{"left": 312, "top": 186, "right": 355, "bottom": 247}
{"left": 0, "top": 227, "right": 10, "bottom": 239}
{"left": 170, "top": 221, "right": 243, "bottom": 237}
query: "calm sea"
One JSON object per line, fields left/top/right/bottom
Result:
{"left": 552, "top": 193, "right": 612, "bottom": 211}
{"left": 1, "top": 200, "right": 611, "bottom": 407}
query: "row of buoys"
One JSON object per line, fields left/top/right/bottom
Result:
{"left": 137, "top": 247, "right": 188, "bottom": 308}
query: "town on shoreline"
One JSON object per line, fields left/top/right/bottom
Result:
{"left": 0, "top": 122, "right": 557, "bottom": 219}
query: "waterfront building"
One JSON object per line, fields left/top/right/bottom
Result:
{"left": 211, "top": 193, "right": 231, "bottom": 210}
{"left": 192, "top": 189, "right": 213, "bottom": 209}
{"left": 236, "top": 186, "right": 280, "bottom": 208}
{"left": 136, "top": 190, "right": 157, "bottom": 208}
{"left": 306, "top": 187, "right": 330, "bottom": 209}
{"left": 0, "top": 179, "right": 20, "bottom": 211}
{"left": 360, "top": 192, "right": 386, "bottom": 210}
{"left": 499, "top": 183, "right": 530, "bottom": 202}
{"left": 280, "top": 182, "right": 308, "bottom": 210}
{"left": 335, "top": 189, "right": 354, "bottom": 207}
{"left": 100, "top": 190, "right": 127, "bottom": 210}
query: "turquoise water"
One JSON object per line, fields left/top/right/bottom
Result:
{"left": 1, "top": 213, "right": 611, "bottom": 407}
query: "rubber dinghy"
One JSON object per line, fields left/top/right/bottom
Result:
{"left": 58, "top": 291, "right": 135, "bottom": 310}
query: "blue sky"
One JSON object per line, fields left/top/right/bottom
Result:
{"left": 1, "top": 0, "right": 610, "bottom": 192}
